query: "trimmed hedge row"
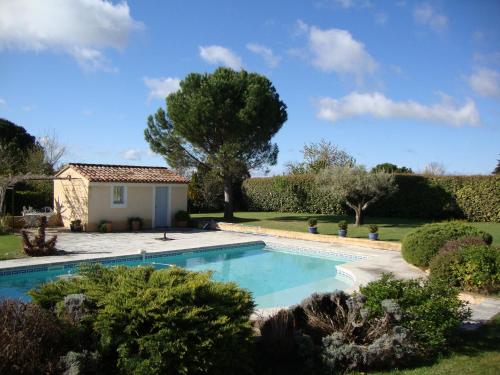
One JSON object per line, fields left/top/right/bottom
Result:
{"left": 242, "top": 174, "right": 345, "bottom": 215}
{"left": 242, "top": 174, "right": 500, "bottom": 222}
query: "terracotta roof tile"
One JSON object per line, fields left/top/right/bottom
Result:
{"left": 61, "top": 163, "right": 189, "bottom": 184}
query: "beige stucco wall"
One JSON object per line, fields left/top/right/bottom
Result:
{"left": 87, "top": 183, "right": 188, "bottom": 231}
{"left": 170, "top": 185, "right": 188, "bottom": 222}
{"left": 87, "top": 184, "right": 154, "bottom": 231}
{"left": 54, "top": 167, "right": 188, "bottom": 232}
{"left": 53, "top": 168, "right": 89, "bottom": 227}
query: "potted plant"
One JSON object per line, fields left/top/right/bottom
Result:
{"left": 128, "top": 217, "right": 143, "bottom": 232}
{"left": 174, "top": 210, "right": 190, "bottom": 227}
{"left": 307, "top": 217, "right": 318, "bottom": 234}
{"left": 70, "top": 219, "right": 83, "bottom": 232}
{"left": 368, "top": 224, "right": 379, "bottom": 240}
{"left": 99, "top": 220, "right": 112, "bottom": 233}
{"left": 338, "top": 220, "right": 348, "bottom": 237}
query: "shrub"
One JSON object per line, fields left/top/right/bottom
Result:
{"left": 431, "top": 243, "right": 500, "bottom": 294}
{"left": 369, "top": 224, "right": 378, "bottom": 233}
{"left": 401, "top": 222, "right": 492, "bottom": 267}
{"left": 360, "top": 273, "right": 470, "bottom": 351}
{"left": 338, "top": 220, "right": 348, "bottom": 230}
{"left": 0, "top": 299, "right": 70, "bottom": 375}
{"left": 457, "top": 245, "right": 500, "bottom": 293}
{"left": 127, "top": 217, "right": 143, "bottom": 231}
{"left": 257, "top": 290, "right": 421, "bottom": 373}
{"left": 30, "top": 264, "right": 255, "bottom": 374}
{"left": 429, "top": 236, "right": 487, "bottom": 288}
{"left": 174, "top": 210, "right": 190, "bottom": 222}
{"left": 307, "top": 217, "right": 317, "bottom": 227}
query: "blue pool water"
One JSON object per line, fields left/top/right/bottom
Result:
{"left": 0, "top": 243, "right": 353, "bottom": 308}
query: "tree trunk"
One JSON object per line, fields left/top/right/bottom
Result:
{"left": 223, "top": 174, "right": 234, "bottom": 220}
{"left": 354, "top": 205, "right": 364, "bottom": 226}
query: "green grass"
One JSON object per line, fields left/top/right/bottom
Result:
{"left": 0, "top": 234, "right": 24, "bottom": 260}
{"left": 191, "top": 211, "right": 500, "bottom": 245}
{"left": 371, "top": 314, "right": 500, "bottom": 375}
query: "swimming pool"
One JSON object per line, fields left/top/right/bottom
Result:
{"left": 0, "top": 242, "right": 359, "bottom": 308}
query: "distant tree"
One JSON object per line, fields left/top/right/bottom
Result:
{"left": 38, "top": 131, "right": 67, "bottom": 171}
{"left": 371, "top": 163, "right": 413, "bottom": 174}
{"left": 145, "top": 67, "right": 287, "bottom": 219}
{"left": 0, "top": 119, "right": 50, "bottom": 214}
{"left": 422, "top": 162, "right": 446, "bottom": 176}
{"left": 493, "top": 159, "right": 500, "bottom": 175}
{"left": 0, "top": 118, "right": 39, "bottom": 175}
{"left": 317, "top": 166, "right": 397, "bottom": 226}
{"left": 286, "top": 139, "right": 355, "bottom": 174}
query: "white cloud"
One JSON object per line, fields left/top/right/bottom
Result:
{"left": 413, "top": 3, "right": 448, "bottom": 33}
{"left": 294, "top": 19, "right": 310, "bottom": 36}
{"left": 144, "top": 77, "right": 181, "bottom": 101}
{"left": 122, "top": 149, "right": 142, "bottom": 161}
{"left": 315, "top": 92, "right": 480, "bottom": 127}
{"left": 314, "top": 0, "right": 371, "bottom": 9}
{"left": 0, "top": 98, "right": 6, "bottom": 106}
{"left": 246, "top": 43, "right": 280, "bottom": 68}
{"left": 467, "top": 68, "right": 500, "bottom": 97}
{"left": 305, "top": 23, "right": 377, "bottom": 81}
{"left": 22, "top": 105, "right": 35, "bottom": 112}
{"left": 199, "top": 45, "right": 243, "bottom": 70}
{"left": 374, "top": 12, "right": 388, "bottom": 26}
{"left": 0, "top": 0, "right": 142, "bottom": 71}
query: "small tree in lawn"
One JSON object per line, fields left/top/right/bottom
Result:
{"left": 145, "top": 67, "right": 287, "bottom": 219}
{"left": 317, "top": 166, "right": 397, "bottom": 226}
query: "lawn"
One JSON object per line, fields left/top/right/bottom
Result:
{"left": 0, "top": 234, "right": 24, "bottom": 260}
{"left": 191, "top": 211, "right": 500, "bottom": 245}
{"left": 373, "top": 313, "right": 500, "bottom": 375}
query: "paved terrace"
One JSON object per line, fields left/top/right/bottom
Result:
{"left": 0, "top": 229, "right": 498, "bottom": 322}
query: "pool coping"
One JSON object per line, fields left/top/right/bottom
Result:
{"left": 0, "top": 240, "right": 265, "bottom": 275}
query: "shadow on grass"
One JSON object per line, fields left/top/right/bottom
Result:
{"left": 452, "top": 317, "right": 500, "bottom": 356}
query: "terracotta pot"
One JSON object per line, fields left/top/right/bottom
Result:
{"left": 131, "top": 220, "right": 141, "bottom": 231}
{"left": 105, "top": 223, "right": 113, "bottom": 233}
{"left": 176, "top": 220, "right": 187, "bottom": 228}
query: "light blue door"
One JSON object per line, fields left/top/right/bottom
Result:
{"left": 154, "top": 186, "right": 169, "bottom": 227}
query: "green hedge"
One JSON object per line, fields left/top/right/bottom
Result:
{"left": 242, "top": 174, "right": 500, "bottom": 222}
{"left": 242, "top": 174, "right": 345, "bottom": 215}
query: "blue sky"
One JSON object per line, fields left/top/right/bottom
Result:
{"left": 1, "top": 0, "right": 499, "bottom": 175}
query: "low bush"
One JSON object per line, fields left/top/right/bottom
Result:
{"left": 0, "top": 299, "right": 71, "bottom": 375}
{"left": 431, "top": 243, "right": 500, "bottom": 294}
{"left": 401, "top": 222, "right": 492, "bottom": 267}
{"left": 174, "top": 210, "right": 190, "bottom": 222}
{"left": 307, "top": 217, "right": 317, "bottom": 227}
{"left": 256, "top": 274, "right": 471, "bottom": 373}
{"left": 458, "top": 245, "right": 500, "bottom": 293}
{"left": 257, "top": 289, "right": 428, "bottom": 374}
{"left": 360, "top": 273, "right": 470, "bottom": 351}
{"left": 30, "top": 264, "right": 255, "bottom": 375}
{"left": 429, "top": 236, "right": 488, "bottom": 288}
